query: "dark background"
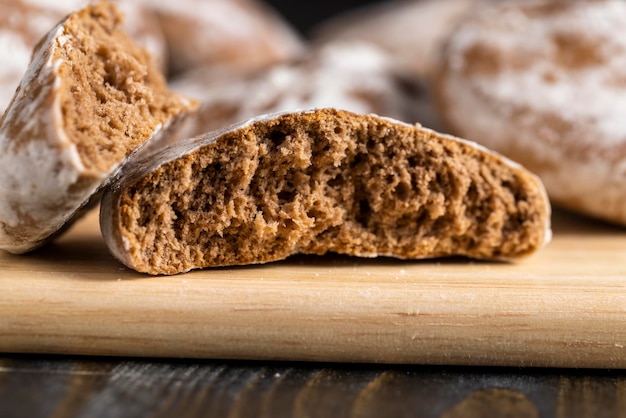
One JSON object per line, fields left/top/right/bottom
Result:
{"left": 265, "top": 0, "right": 386, "bottom": 33}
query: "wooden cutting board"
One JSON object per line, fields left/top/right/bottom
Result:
{"left": 1, "top": 208, "right": 625, "bottom": 368}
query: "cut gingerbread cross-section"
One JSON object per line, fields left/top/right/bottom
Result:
{"left": 101, "top": 109, "right": 550, "bottom": 274}
{"left": 101, "top": 109, "right": 551, "bottom": 275}
{"left": 0, "top": 1, "right": 196, "bottom": 254}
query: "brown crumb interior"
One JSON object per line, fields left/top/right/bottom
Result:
{"left": 57, "top": 2, "right": 190, "bottom": 174}
{"left": 118, "top": 109, "right": 548, "bottom": 274}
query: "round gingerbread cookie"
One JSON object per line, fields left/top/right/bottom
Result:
{"left": 170, "top": 41, "right": 440, "bottom": 136}
{"left": 437, "top": 0, "right": 626, "bottom": 225}
{"left": 141, "top": 0, "right": 305, "bottom": 77}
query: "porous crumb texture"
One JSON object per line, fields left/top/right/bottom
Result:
{"left": 111, "top": 109, "right": 549, "bottom": 275}
{"left": 57, "top": 2, "right": 189, "bottom": 173}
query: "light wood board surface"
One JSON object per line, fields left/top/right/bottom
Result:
{"left": 1, "top": 209, "right": 625, "bottom": 368}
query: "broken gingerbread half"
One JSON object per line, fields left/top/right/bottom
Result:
{"left": 101, "top": 108, "right": 551, "bottom": 275}
{"left": 0, "top": 1, "right": 195, "bottom": 254}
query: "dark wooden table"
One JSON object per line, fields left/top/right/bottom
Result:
{"left": 1, "top": 355, "right": 624, "bottom": 418}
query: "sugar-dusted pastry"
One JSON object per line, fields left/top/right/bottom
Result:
{"left": 0, "top": 1, "right": 195, "bottom": 253}
{"left": 312, "top": 0, "right": 478, "bottom": 79}
{"left": 0, "top": 0, "right": 168, "bottom": 112}
{"left": 146, "top": 0, "right": 304, "bottom": 76}
{"left": 101, "top": 108, "right": 551, "bottom": 275}
{"left": 170, "top": 42, "right": 440, "bottom": 136}
{"left": 437, "top": 0, "right": 626, "bottom": 225}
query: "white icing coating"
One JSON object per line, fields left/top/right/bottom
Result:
{"left": 100, "top": 180, "right": 131, "bottom": 268}
{"left": 440, "top": 0, "right": 626, "bottom": 224}
{"left": 447, "top": 1, "right": 626, "bottom": 146}
{"left": 0, "top": 24, "right": 90, "bottom": 252}
{"left": 0, "top": 140, "right": 82, "bottom": 225}
{"left": 243, "top": 43, "right": 397, "bottom": 115}
{"left": 2, "top": 25, "right": 64, "bottom": 127}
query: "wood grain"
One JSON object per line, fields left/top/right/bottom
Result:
{"left": 2, "top": 356, "right": 626, "bottom": 418}
{"left": 1, "top": 209, "right": 626, "bottom": 367}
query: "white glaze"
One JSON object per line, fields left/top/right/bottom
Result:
{"left": 440, "top": 0, "right": 626, "bottom": 224}
{"left": 0, "top": 24, "right": 86, "bottom": 252}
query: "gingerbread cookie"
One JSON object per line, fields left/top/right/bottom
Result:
{"left": 147, "top": 0, "right": 304, "bottom": 76}
{"left": 437, "top": 0, "right": 626, "bottom": 225}
{"left": 101, "top": 109, "right": 551, "bottom": 275}
{"left": 0, "top": 1, "right": 195, "bottom": 253}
